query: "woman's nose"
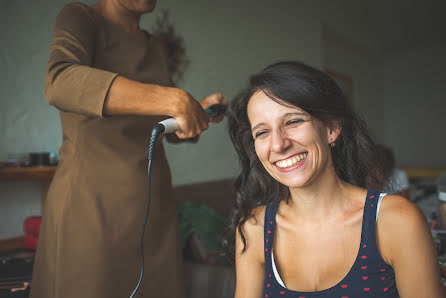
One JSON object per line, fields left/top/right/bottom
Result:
{"left": 270, "top": 130, "right": 290, "bottom": 153}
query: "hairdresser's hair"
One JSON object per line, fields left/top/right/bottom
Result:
{"left": 227, "top": 61, "right": 386, "bottom": 251}
{"left": 152, "top": 9, "right": 189, "bottom": 84}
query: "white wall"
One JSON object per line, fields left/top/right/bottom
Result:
{"left": 0, "top": 0, "right": 324, "bottom": 238}
{"left": 381, "top": 45, "right": 446, "bottom": 167}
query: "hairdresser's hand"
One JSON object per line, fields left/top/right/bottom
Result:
{"left": 170, "top": 88, "right": 209, "bottom": 139}
{"left": 200, "top": 93, "right": 227, "bottom": 123}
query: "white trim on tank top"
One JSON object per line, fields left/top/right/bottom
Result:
{"left": 271, "top": 193, "right": 387, "bottom": 288}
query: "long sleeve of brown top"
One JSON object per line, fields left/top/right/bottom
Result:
{"left": 44, "top": 4, "right": 118, "bottom": 117}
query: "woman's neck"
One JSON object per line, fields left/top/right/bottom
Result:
{"left": 285, "top": 166, "right": 352, "bottom": 224}
{"left": 92, "top": 0, "right": 141, "bottom": 34}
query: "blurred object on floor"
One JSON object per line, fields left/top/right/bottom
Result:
{"left": 0, "top": 249, "right": 34, "bottom": 298}
{"left": 178, "top": 200, "right": 234, "bottom": 266}
{"left": 0, "top": 287, "right": 30, "bottom": 298}
{"left": 173, "top": 179, "right": 236, "bottom": 297}
{"left": 0, "top": 281, "right": 30, "bottom": 292}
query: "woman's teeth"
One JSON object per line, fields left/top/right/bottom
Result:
{"left": 275, "top": 153, "right": 308, "bottom": 168}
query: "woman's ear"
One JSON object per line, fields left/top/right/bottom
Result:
{"left": 326, "top": 120, "right": 342, "bottom": 144}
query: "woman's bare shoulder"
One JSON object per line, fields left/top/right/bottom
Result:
{"left": 239, "top": 205, "right": 266, "bottom": 237}
{"left": 378, "top": 194, "right": 425, "bottom": 225}
{"left": 377, "top": 194, "right": 431, "bottom": 262}
{"left": 377, "top": 196, "right": 445, "bottom": 296}
{"left": 236, "top": 205, "right": 267, "bottom": 253}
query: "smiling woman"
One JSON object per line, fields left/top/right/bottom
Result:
{"left": 227, "top": 61, "right": 445, "bottom": 298}
{"left": 247, "top": 92, "right": 337, "bottom": 188}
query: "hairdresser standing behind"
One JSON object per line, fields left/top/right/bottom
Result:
{"left": 30, "top": 1, "right": 226, "bottom": 298}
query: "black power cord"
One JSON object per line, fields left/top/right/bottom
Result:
{"left": 129, "top": 123, "right": 165, "bottom": 298}
{"left": 128, "top": 104, "right": 226, "bottom": 297}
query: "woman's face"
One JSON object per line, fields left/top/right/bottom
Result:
{"left": 247, "top": 91, "right": 337, "bottom": 189}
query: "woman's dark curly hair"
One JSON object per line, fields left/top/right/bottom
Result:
{"left": 227, "top": 61, "right": 386, "bottom": 251}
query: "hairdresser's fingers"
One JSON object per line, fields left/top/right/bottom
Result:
{"left": 175, "top": 111, "right": 209, "bottom": 139}
{"left": 192, "top": 107, "right": 209, "bottom": 136}
{"left": 175, "top": 130, "right": 187, "bottom": 139}
{"left": 200, "top": 93, "right": 227, "bottom": 123}
{"left": 200, "top": 93, "right": 226, "bottom": 109}
{"left": 172, "top": 91, "right": 210, "bottom": 138}
{"left": 200, "top": 93, "right": 227, "bottom": 115}
{"left": 175, "top": 118, "right": 198, "bottom": 139}
{"left": 175, "top": 124, "right": 205, "bottom": 139}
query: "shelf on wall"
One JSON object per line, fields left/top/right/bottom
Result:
{"left": 0, "top": 166, "right": 57, "bottom": 210}
{"left": 0, "top": 166, "right": 57, "bottom": 181}
{"left": 401, "top": 167, "right": 446, "bottom": 179}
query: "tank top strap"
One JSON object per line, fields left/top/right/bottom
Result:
{"left": 264, "top": 201, "right": 279, "bottom": 273}
{"left": 361, "top": 189, "right": 382, "bottom": 256}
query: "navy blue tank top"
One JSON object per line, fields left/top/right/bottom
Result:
{"left": 263, "top": 190, "right": 399, "bottom": 298}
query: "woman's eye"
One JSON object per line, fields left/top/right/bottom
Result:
{"left": 286, "top": 119, "right": 304, "bottom": 126}
{"left": 255, "top": 131, "right": 267, "bottom": 138}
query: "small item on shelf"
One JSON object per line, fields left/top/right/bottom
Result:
{"left": 48, "top": 150, "right": 59, "bottom": 165}
{"left": 0, "top": 153, "right": 30, "bottom": 168}
{"left": 28, "top": 152, "right": 50, "bottom": 166}
{"left": 0, "top": 162, "right": 21, "bottom": 169}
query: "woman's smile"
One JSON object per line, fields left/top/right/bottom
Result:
{"left": 273, "top": 152, "right": 308, "bottom": 172}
